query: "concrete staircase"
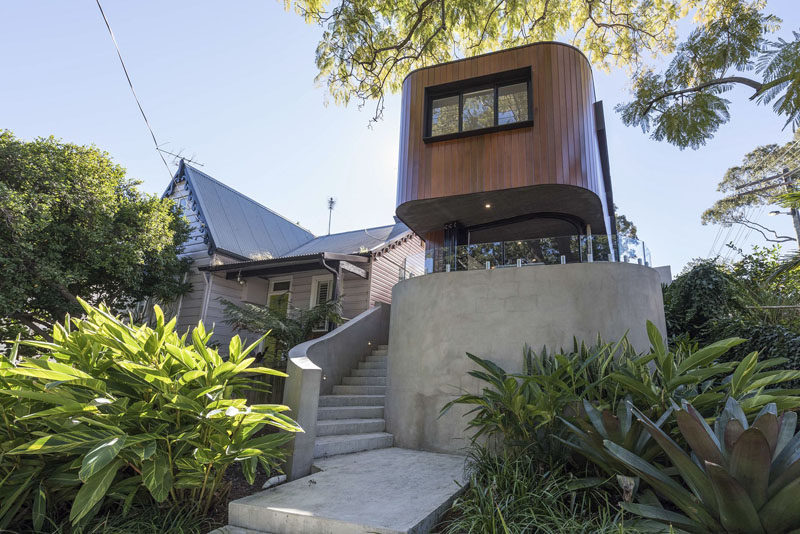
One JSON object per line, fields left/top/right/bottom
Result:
{"left": 314, "top": 344, "right": 393, "bottom": 458}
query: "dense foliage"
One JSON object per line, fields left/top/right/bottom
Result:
{"left": 440, "top": 447, "right": 650, "bottom": 534}
{"left": 617, "top": 3, "right": 800, "bottom": 149}
{"left": 664, "top": 248, "right": 800, "bottom": 363}
{"left": 442, "top": 321, "right": 800, "bottom": 532}
{"left": 0, "top": 131, "right": 191, "bottom": 342}
{"left": 0, "top": 301, "right": 300, "bottom": 531}
{"left": 283, "top": 0, "right": 769, "bottom": 125}
{"left": 607, "top": 398, "right": 800, "bottom": 533}
{"left": 701, "top": 131, "right": 800, "bottom": 241}
{"left": 221, "top": 298, "right": 344, "bottom": 361}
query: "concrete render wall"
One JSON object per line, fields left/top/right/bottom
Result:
{"left": 385, "top": 262, "right": 666, "bottom": 454}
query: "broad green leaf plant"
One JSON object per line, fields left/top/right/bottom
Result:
{"left": 608, "top": 398, "right": 800, "bottom": 533}
{"left": 0, "top": 300, "right": 301, "bottom": 530}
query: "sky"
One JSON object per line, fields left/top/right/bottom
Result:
{"left": 1, "top": 0, "right": 798, "bottom": 273}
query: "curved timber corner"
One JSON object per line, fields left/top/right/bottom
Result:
{"left": 396, "top": 42, "right": 615, "bottom": 245}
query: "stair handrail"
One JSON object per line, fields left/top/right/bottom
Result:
{"left": 283, "top": 302, "right": 391, "bottom": 480}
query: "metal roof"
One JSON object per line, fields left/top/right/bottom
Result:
{"left": 283, "top": 223, "right": 410, "bottom": 256}
{"left": 164, "top": 161, "right": 411, "bottom": 261}
{"left": 171, "top": 162, "right": 315, "bottom": 259}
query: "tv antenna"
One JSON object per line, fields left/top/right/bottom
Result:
{"left": 157, "top": 147, "right": 204, "bottom": 167}
{"left": 327, "top": 197, "right": 336, "bottom": 235}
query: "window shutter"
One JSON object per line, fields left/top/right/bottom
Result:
{"left": 317, "top": 280, "right": 330, "bottom": 305}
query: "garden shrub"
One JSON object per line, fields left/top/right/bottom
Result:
{"left": 442, "top": 323, "right": 800, "bottom": 532}
{"left": 0, "top": 300, "right": 301, "bottom": 531}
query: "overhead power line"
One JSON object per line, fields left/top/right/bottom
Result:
{"left": 95, "top": 0, "right": 172, "bottom": 178}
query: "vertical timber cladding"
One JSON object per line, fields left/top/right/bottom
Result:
{"left": 396, "top": 43, "right": 609, "bottom": 240}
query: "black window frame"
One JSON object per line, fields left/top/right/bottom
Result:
{"left": 423, "top": 67, "right": 533, "bottom": 143}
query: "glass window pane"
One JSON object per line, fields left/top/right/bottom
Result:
{"left": 498, "top": 82, "right": 529, "bottom": 125}
{"left": 462, "top": 88, "right": 495, "bottom": 131}
{"left": 430, "top": 95, "right": 459, "bottom": 136}
{"left": 272, "top": 281, "right": 290, "bottom": 292}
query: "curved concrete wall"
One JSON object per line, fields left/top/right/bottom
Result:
{"left": 385, "top": 263, "right": 665, "bottom": 454}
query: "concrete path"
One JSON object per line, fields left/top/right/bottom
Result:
{"left": 220, "top": 447, "right": 468, "bottom": 534}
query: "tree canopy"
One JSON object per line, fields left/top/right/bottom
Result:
{"left": 285, "top": 0, "right": 798, "bottom": 144}
{"left": 287, "top": 0, "right": 748, "bottom": 121}
{"left": 701, "top": 129, "right": 800, "bottom": 244}
{"left": 0, "top": 131, "right": 191, "bottom": 339}
{"left": 618, "top": 2, "right": 800, "bottom": 149}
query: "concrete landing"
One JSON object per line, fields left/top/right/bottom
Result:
{"left": 223, "top": 447, "right": 468, "bottom": 534}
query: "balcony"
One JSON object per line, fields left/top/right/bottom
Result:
{"left": 397, "top": 234, "right": 651, "bottom": 278}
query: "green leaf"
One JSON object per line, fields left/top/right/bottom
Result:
{"left": 731, "top": 351, "right": 759, "bottom": 398}
{"left": 676, "top": 337, "right": 747, "bottom": 375}
{"left": 728, "top": 428, "right": 771, "bottom": 509}
{"left": 142, "top": 452, "right": 173, "bottom": 503}
{"left": 705, "top": 462, "right": 764, "bottom": 534}
{"left": 69, "top": 459, "right": 122, "bottom": 524}
{"left": 79, "top": 436, "right": 126, "bottom": 482}
{"left": 631, "top": 405, "right": 717, "bottom": 516}
{"left": 621, "top": 502, "right": 706, "bottom": 533}
{"left": 603, "top": 441, "right": 720, "bottom": 529}
{"left": 32, "top": 482, "right": 46, "bottom": 532}
{"left": 775, "top": 411, "right": 798, "bottom": 458}
{"left": 676, "top": 405, "right": 724, "bottom": 466}
{"left": 761, "top": 477, "right": 800, "bottom": 533}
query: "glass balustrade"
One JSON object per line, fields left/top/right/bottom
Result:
{"left": 411, "top": 234, "right": 652, "bottom": 275}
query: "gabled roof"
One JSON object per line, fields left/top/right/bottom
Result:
{"left": 282, "top": 223, "right": 411, "bottom": 257}
{"left": 165, "top": 161, "right": 315, "bottom": 260}
{"left": 164, "top": 161, "right": 413, "bottom": 263}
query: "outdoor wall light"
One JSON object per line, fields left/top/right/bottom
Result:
{"left": 484, "top": 203, "right": 492, "bottom": 208}
{"left": 236, "top": 271, "right": 246, "bottom": 286}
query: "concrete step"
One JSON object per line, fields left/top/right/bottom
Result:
{"left": 314, "top": 432, "right": 394, "bottom": 458}
{"left": 226, "top": 448, "right": 468, "bottom": 534}
{"left": 370, "top": 348, "right": 389, "bottom": 357}
{"left": 342, "top": 376, "right": 387, "bottom": 386}
{"left": 377, "top": 344, "right": 389, "bottom": 350}
{"left": 365, "top": 354, "right": 387, "bottom": 363}
{"left": 333, "top": 385, "right": 386, "bottom": 395}
{"left": 351, "top": 368, "right": 386, "bottom": 377}
{"left": 316, "top": 418, "right": 386, "bottom": 436}
{"left": 359, "top": 360, "right": 387, "bottom": 370}
{"left": 318, "top": 394, "right": 385, "bottom": 407}
{"left": 317, "top": 405, "right": 384, "bottom": 420}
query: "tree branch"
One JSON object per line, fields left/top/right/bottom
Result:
{"left": 641, "top": 76, "right": 764, "bottom": 116}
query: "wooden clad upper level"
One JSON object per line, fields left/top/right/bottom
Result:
{"left": 395, "top": 42, "right": 612, "bottom": 237}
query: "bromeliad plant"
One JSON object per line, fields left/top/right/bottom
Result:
{"left": 606, "top": 398, "right": 800, "bottom": 533}
{"left": 0, "top": 300, "right": 301, "bottom": 531}
{"left": 557, "top": 398, "right": 672, "bottom": 481}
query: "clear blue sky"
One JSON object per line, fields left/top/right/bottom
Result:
{"left": 2, "top": 1, "right": 798, "bottom": 272}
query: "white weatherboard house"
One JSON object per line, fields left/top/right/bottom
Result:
{"left": 164, "top": 160, "right": 425, "bottom": 349}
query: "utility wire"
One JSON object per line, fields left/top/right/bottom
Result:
{"left": 95, "top": 0, "right": 172, "bottom": 178}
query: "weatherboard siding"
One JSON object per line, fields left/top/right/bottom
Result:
{"left": 341, "top": 270, "right": 371, "bottom": 320}
{"left": 167, "top": 179, "right": 213, "bottom": 335}
{"left": 369, "top": 235, "right": 425, "bottom": 305}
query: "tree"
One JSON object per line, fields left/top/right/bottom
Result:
{"left": 286, "top": 0, "right": 744, "bottom": 121}
{"left": 618, "top": 3, "right": 800, "bottom": 149}
{"left": 0, "top": 131, "right": 191, "bottom": 339}
{"left": 701, "top": 130, "right": 800, "bottom": 243}
{"left": 221, "top": 298, "right": 344, "bottom": 361}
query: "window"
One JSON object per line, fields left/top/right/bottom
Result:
{"left": 430, "top": 95, "right": 459, "bottom": 136}
{"left": 310, "top": 275, "right": 333, "bottom": 332}
{"left": 267, "top": 278, "right": 292, "bottom": 315}
{"left": 425, "top": 68, "right": 532, "bottom": 140}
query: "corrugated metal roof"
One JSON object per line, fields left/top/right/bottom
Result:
{"left": 282, "top": 223, "right": 411, "bottom": 256}
{"left": 181, "top": 163, "right": 315, "bottom": 259}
